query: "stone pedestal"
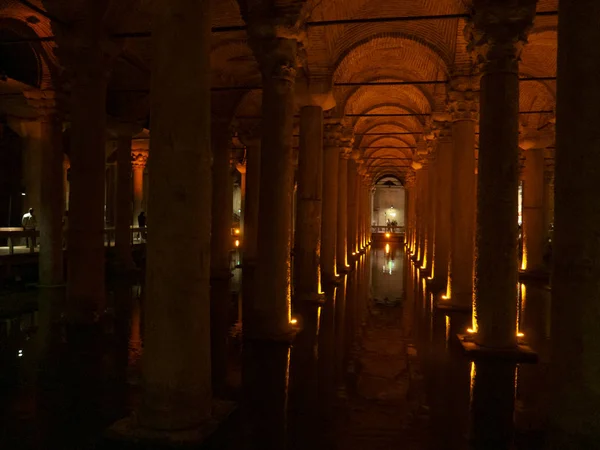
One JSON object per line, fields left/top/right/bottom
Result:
{"left": 294, "top": 105, "right": 324, "bottom": 302}
{"left": 447, "top": 78, "right": 477, "bottom": 309}
{"left": 115, "top": 135, "right": 134, "bottom": 270}
{"left": 470, "top": 1, "right": 535, "bottom": 348}
{"left": 137, "top": 0, "right": 213, "bottom": 431}
{"left": 549, "top": 0, "right": 600, "bottom": 445}
{"left": 521, "top": 147, "right": 546, "bottom": 274}
{"left": 321, "top": 122, "right": 342, "bottom": 281}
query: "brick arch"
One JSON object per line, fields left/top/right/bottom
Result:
{"left": 0, "top": 16, "right": 57, "bottom": 88}
{"left": 353, "top": 122, "right": 420, "bottom": 149}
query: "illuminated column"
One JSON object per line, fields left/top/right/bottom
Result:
{"left": 416, "top": 160, "right": 429, "bottom": 265}
{"left": 19, "top": 91, "right": 64, "bottom": 286}
{"left": 404, "top": 172, "right": 416, "bottom": 252}
{"left": 294, "top": 100, "right": 325, "bottom": 302}
{"left": 236, "top": 161, "right": 246, "bottom": 235}
{"left": 521, "top": 146, "right": 546, "bottom": 274}
{"left": 336, "top": 134, "right": 353, "bottom": 272}
{"left": 240, "top": 135, "right": 260, "bottom": 333}
{"left": 115, "top": 133, "right": 134, "bottom": 270}
{"left": 470, "top": 1, "right": 535, "bottom": 348}
{"left": 63, "top": 156, "right": 70, "bottom": 212}
{"left": 246, "top": 23, "right": 302, "bottom": 340}
{"left": 210, "top": 120, "right": 234, "bottom": 393}
{"left": 131, "top": 150, "right": 148, "bottom": 226}
{"left": 412, "top": 162, "right": 424, "bottom": 260}
{"left": 432, "top": 124, "right": 452, "bottom": 290}
{"left": 347, "top": 157, "right": 358, "bottom": 258}
{"left": 321, "top": 122, "right": 342, "bottom": 281}
{"left": 550, "top": 0, "right": 600, "bottom": 444}
{"left": 425, "top": 146, "right": 437, "bottom": 274}
{"left": 137, "top": 0, "right": 213, "bottom": 431}
{"left": 447, "top": 76, "right": 478, "bottom": 308}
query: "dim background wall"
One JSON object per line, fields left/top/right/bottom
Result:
{"left": 373, "top": 186, "right": 405, "bottom": 227}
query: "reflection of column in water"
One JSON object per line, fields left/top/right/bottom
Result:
{"left": 345, "top": 267, "right": 357, "bottom": 369}
{"left": 469, "top": 360, "right": 517, "bottom": 449}
{"left": 317, "top": 286, "right": 337, "bottom": 430}
{"left": 288, "top": 302, "right": 321, "bottom": 450}
{"left": 242, "top": 341, "right": 290, "bottom": 450}
{"left": 334, "top": 279, "right": 347, "bottom": 395}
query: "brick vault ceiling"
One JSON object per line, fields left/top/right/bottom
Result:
{"left": 0, "top": 0, "right": 558, "bottom": 177}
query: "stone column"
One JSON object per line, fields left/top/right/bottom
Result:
{"left": 294, "top": 104, "right": 324, "bottom": 302}
{"left": 236, "top": 161, "right": 246, "bottom": 235}
{"left": 447, "top": 76, "right": 478, "bottom": 308}
{"left": 115, "top": 134, "right": 134, "bottom": 270}
{"left": 550, "top": 0, "right": 600, "bottom": 445}
{"left": 245, "top": 22, "right": 302, "bottom": 340}
{"left": 337, "top": 136, "right": 353, "bottom": 273}
{"left": 321, "top": 122, "right": 342, "bottom": 281}
{"left": 433, "top": 124, "right": 452, "bottom": 291}
{"left": 22, "top": 91, "right": 64, "bottom": 286}
{"left": 60, "top": 46, "right": 113, "bottom": 322}
{"left": 138, "top": 0, "right": 213, "bottom": 430}
{"left": 105, "top": 163, "right": 116, "bottom": 227}
{"left": 240, "top": 135, "right": 261, "bottom": 334}
{"left": 63, "top": 156, "right": 70, "bottom": 213}
{"left": 404, "top": 173, "right": 416, "bottom": 253}
{"left": 210, "top": 120, "right": 233, "bottom": 394}
{"left": 417, "top": 162, "right": 429, "bottom": 266}
{"left": 521, "top": 146, "right": 546, "bottom": 274}
{"left": 470, "top": 1, "right": 535, "bottom": 347}
{"left": 425, "top": 147, "right": 437, "bottom": 274}
{"left": 543, "top": 157, "right": 555, "bottom": 240}
{"left": 347, "top": 157, "right": 358, "bottom": 258}
{"left": 132, "top": 150, "right": 148, "bottom": 226}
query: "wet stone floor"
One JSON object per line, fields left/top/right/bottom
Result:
{"left": 0, "top": 245, "right": 552, "bottom": 449}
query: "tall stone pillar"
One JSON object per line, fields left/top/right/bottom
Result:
{"left": 294, "top": 102, "right": 324, "bottom": 303}
{"left": 115, "top": 134, "right": 134, "bottom": 270}
{"left": 416, "top": 162, "right": 429, "bottom": 266}
{"left": 543, "top": 159, "right": 554, "bottom": 237}
{"left": 138, "top": 0, "right": 213, "bottom": 430}
{"left": 132, "top": 150, "right": 148, "bottom": 226}
{"left": 521, "top": 146, "right": 546, "bottom": 274}
{"left": 245, "top": 16, "right": 303, "bottom": 340}
{"left": 321, "top": 122, "right": 342, "bottom": 281}
{"left": 240, "top": 135, "right": 261, "bottom": 334}
{"left": 425, "top": 147, "right": 437, "bottom": 274}
{"left": 470, "top": 1, "right": 535, "bottom": 348}
{"left": 337, "top": 135, "right": 353, "bottom": 272}
{"left": 61, "top": 48, "right": 113, "bottom": 322}
{"left": 404, "top": 173, "right": 416, "bottom": 253}
{"left": 347, "top": 157, "right": 358, "bottom": 258}
{"left": 63, "top": 156, "right": 70, "bottom": 213}
{"left": 210, "top": 120, "right": 233, "bottom": 393}
{"left": 433, "top": 124, "right": 452, "bottom": 291}
{"left": 236, "top": 161, "right": 247, "bottom": 235}
{"left": 447, "top": 76, "right": 478, "bottom": 308}
{"left": 21, "top": 91, "right": 64, "bottom": 286}
{"left": 550, "top": 0, "right": 600, "bottom": 445}
{"left": 105, "top": 163, "right": 116, "bottom": 227}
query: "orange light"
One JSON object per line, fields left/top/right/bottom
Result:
{"left": 234, "top": 239, "right": 240, "bottom": 247}
{"left": 385, "top": 233, "right": 390, "bottom": 238}
{"left": 467, "top": 328, "right": 476, "bottom": 334}
{"left": 441, "top": 295, "right": 448, "bottom": 300}
{"left": 385, "top": 243, "right": 390, "bottom": 254}
{"left": 234, "top": 228, "right": 240, "bottom": 235}
{"left": 290, "top": 318, "right": 298, "bottom": 325}
{"left": 517, "top": 332, "right": 525, "bottom": 338}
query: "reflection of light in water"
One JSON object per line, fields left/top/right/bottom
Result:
{"left": 17, "top": 349, "right": 23, "bottom": 358}
{"left": 518, "top": 283, "right": 525, "bottom": 337}
{"left": 445, "top": 315, "right": 450, "bottom": 349}
{"left": 469, "top": 361, "right": 476, "bottom": 404}
{"left": 385, "top": 243, "right": 390, "bottom": 254}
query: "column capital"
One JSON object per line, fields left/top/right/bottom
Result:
{"left": 132, "top": 150, "right": 149, "bottom": 169}
{"left": 519, "top": 127, "right": 555, "bottom": 150}
{"left": 295, "top": 75, "right": 335, "bottom": 110}
{"left": 404, "top": 172, "right": 416, "bottom": 188}
{"left": 466, "top": 0, "right": 536, "bottom": 74}
{"left": 432, "top": 120, "right": 453, "bottom": 142}
{"left": 323, "top": 120, "right": 343, "bottom": 148}
{"left": 23, "top": 89, "right": 64, "bottom": 119}
{"left": 339, "top": 127, "right": 354, "bottom": 158}
{"left": 447, "top": 75, "right": 479, "bottom": 121}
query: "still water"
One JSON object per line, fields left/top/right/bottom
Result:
{"left": 0, "top": 245, "right": 550, "bottom": 449}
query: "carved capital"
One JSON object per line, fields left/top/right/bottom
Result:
{"left": 447, "top": 76, "right": 479, "bottom": 121}
{"left": 23, "top": 90, "right": 63, "bottom": 118}
{"left": 404, "top": 172, "right": 416, "bottom": 188}
{"left": 466, "top": 0, "right": 536, "bottom": 74}
{"left": 323, "top": 121, "right": 343, "bottom": 148}
{"left": 132, "top": 150, "right": 149, "bottom": 169}
{"left": 432, "top": 120, "right": 452, "bottom": 142}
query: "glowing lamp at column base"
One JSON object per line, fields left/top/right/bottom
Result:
{"left": 466, "top": 328, "right": 476, "bottom": 334}
{"left": 290, "top": 318, "right": 298, "bottom": 325}
{"left": 234, "top": 239, "right": 240, "bottom": 247}
{"left": 385, "top": 233, "right": 390, "bottom": 238}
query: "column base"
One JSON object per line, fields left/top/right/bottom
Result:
{"left": 435, "top": 297, "right": 472, "bottom": 313}
{"left": 105, "top": 400, "right": 236, "bottom": 448}
{"left": 294, "top": 291, "right": 326, "bottom": 305}
{"left": 518, "top": 269, "right": 550, "bottom": 282}
{"left": 457, "top": 334, "right": 538, "bottom": 363}
{"left": 337, "top": 265, "right": 351, "bottom": 275}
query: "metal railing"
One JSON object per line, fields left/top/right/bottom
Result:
{"left": 0, "top": 227, "right": 146, "bottom": 255}
{"left": 371, "top": 225, "right": 405, "bottom": 235}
